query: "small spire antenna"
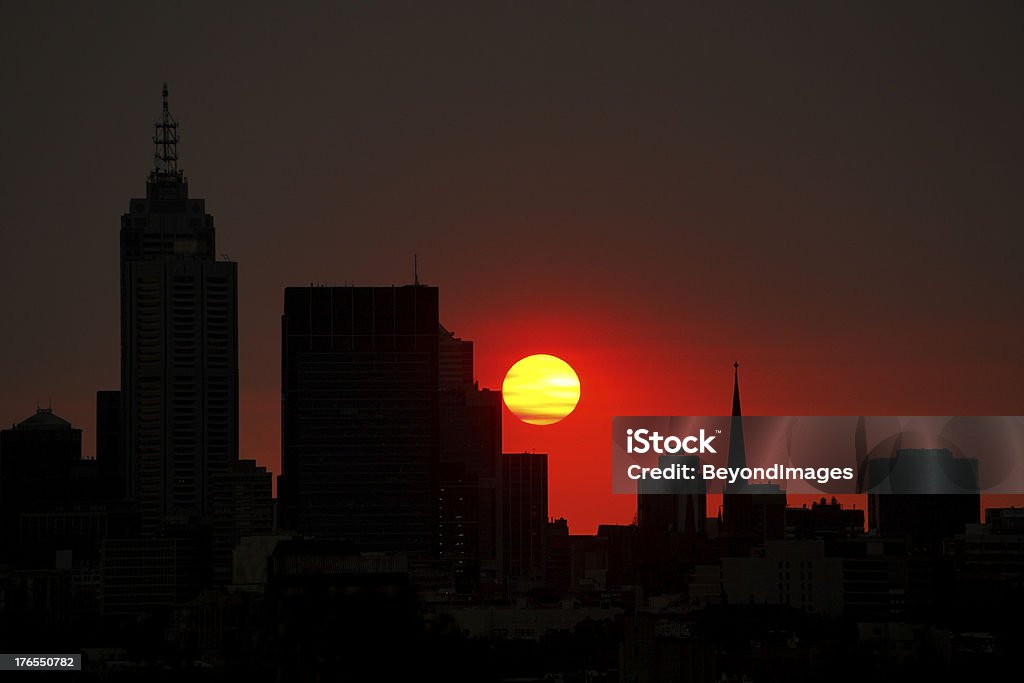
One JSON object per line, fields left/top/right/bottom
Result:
{"left": 151, "top": 82, "right": 181, "bottom": 181}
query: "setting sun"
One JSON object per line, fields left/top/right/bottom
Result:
{"left": 502, "top": 354, "right": 581, "bottom": 425}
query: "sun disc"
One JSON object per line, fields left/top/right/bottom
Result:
{"left": 502, "top": 354, "right": 581, "bottom": 425}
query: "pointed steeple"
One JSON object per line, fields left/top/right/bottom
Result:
{"left": 731, "top": 361, "right": 742, "bottom": 417}
{"left": 726, "top": 361, "right": 747, "bottom": 493}
{"left": 150, "top": 82, "right": 182, "bottom": 182}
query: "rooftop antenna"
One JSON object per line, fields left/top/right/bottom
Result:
{"left": 151, "top": 82, "right": 181, "bottom": 181}
{"left": 414, "top": 254, "right": 419, "bottom": 286}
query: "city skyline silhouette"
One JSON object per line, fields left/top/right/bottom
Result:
{"left": 3, "top": 4, "right": 1023, "bottom": 535}
{"left": 2, "top": 4, "right": 1023, "bottom": 679}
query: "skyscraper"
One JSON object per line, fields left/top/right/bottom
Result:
{"left": 279, "top": 285, "right": 440, "bottom": 555}
{"left": 120, "top": 85, "right": 238, "bottom": 532}
{"left": 502, "top": 452, "right": 548, "bottom": 590}
{"left": 438, "top": 326, "right": 503, "bottom": 592}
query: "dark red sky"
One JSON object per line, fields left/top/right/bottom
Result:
{"left": 2, "top": 3, "right": 1023, "bottom": 533}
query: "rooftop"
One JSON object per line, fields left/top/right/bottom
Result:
{"left": 13, "top": 408, "right": 73, "bottom": 431}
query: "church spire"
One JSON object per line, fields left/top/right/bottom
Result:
{"left": 150, "top": 82, "right": 181, "bottom": 182}
{"left": 725, "top": 361, "right": 747, "bottom": 492}
{"left": 731, "top": 361, "right": 741, "bottom": 417}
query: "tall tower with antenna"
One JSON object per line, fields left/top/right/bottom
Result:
{"left": 120, "top": 85, "right": 239, "bottom": 534}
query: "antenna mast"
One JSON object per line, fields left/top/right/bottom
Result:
{"left": 151, "top": 82, "right": 181, "bottom": 181}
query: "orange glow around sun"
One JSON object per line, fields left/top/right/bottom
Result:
{"left": 502, "top": 354, "right": 581, "bottom": 425}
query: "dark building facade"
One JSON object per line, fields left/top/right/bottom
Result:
{"left": 439, "top": 324, "right": 474, "bottom": 392}
{"left": 502, "top": 452, "right": 548, "bottom": 589}
{"left": 265, "top": 540, "right": 422, "bottom": 680}
{"left": 119, "top": 86, "right": 238, "bottom": 533}
{"left": 1, "top": 408, "right": 83, "bottom": 496}
{"left": 100, "top": 537, "right": 206, "bottom": 615}
{"left": 637, "top": 454, "right": 707, "bottom": 536}
{"left": 636, "top": 454, "right": 709, "bottom": 593}
{"left": 545, "top": 518, "right": 571, "bottom": 594}
{"left": 280, "top": 285, "right": 440, "bottom": 555}
{"left": 439, "top": 385, "right": 503, "bottom": 593}
{"left": 0, "top": 409, "right": 84, "bottom": 559}
{"left": 95, "top": 390, "right": 121, "bottom": 497}
{"left": 437, "top": 326, "right": 502, "bottom": 592}
{"left": 210, "top": 459, "right": 273, "bottom": 584}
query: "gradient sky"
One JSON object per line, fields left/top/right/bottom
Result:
{"left": 2, "top": 3, "right": 1023, "bottom": 533}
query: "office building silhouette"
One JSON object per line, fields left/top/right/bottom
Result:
{"left": 0, "top": 408, "right": 82, "bottom": 489}
{"left": 0, "top": 408, "right": 84, "bottom": 559}
{"left": 439, "top": 367, "right": 503, "bottom": 593}
{"left": 119, "top": 85, "right": 238, "bottom": 533}
{"left": 637, "top": 454, "right": 707, "bottom": 536}
{"left": 545, "top": 517, "right": 571, "bottom": 594}
{"left": 502, "top": 452, "right": 548, "bottom": 590}
{"left": 279, "top": 285, "right": 440, "bottom": 554}
{"left": 439, "top": 324, "right": 474, "bottom": 392}
{"left": 210, "top": 459, "right": 273, "bottom": 584}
